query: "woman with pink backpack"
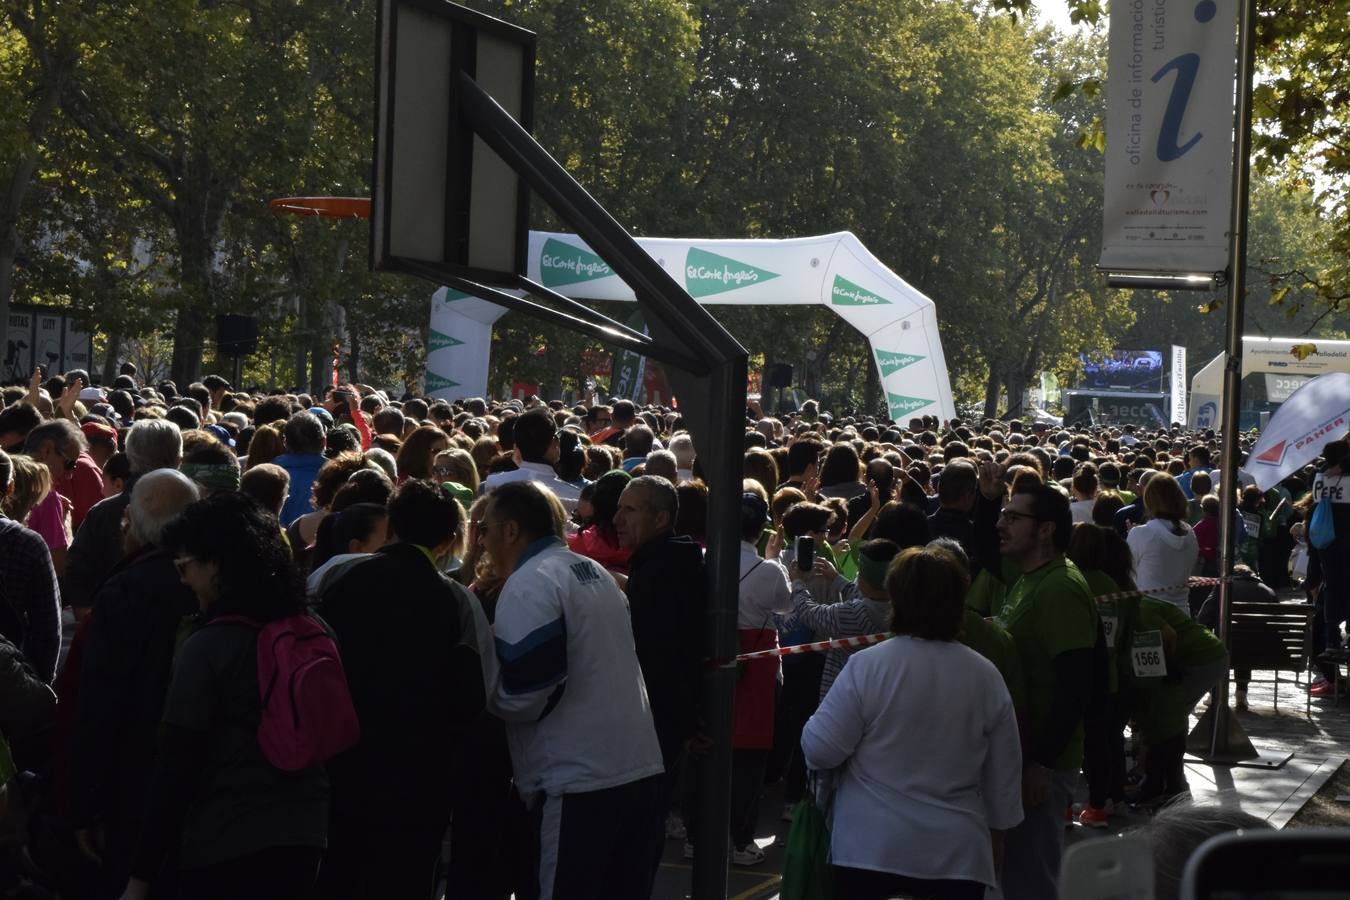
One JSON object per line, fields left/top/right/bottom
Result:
{"left": 119, "top": 491, "right": 355, "bottom": 900}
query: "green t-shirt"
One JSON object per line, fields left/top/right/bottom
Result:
{"left": 1081, "top": 568, "right": 1123, "bottom": 695}
{"left": 836, "top": 542, "right": 860, "bottom": 582}
{"left": 968, "top": 557, "right": 1021, "bottom": 619}
{"left": 998, "top": 556, "right": 1097, "bottom": 771}
{"left": 1121, "top": 593, "right": 1228, "bottom": 741}
{"left": 961, "top": 609, "right": 1026, "bottom": 713}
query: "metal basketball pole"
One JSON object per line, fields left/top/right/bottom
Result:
{"left": 1194, "top": 0, "right": 1261, "bottom": 762}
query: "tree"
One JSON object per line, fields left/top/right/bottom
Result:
{"left": 62, "top": 0, "right": 371, "bottom": 386}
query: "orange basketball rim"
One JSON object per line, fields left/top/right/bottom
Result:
{"left": 268, "top": 196, "right": 371, "bottom": 219}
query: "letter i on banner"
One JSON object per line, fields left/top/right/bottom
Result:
{"left": 1100, "top": 0, "right": 1238, "bottom": 276}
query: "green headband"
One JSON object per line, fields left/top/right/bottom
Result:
{"left": 181, "top": 461, "right": 241, "bottom": 492}
{"left": 857, "top": 551, "right": 891, "bottom": 591}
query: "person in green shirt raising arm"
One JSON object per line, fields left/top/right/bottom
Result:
{"left": 996, "top": 484, "right": 1099, "bottom": 900}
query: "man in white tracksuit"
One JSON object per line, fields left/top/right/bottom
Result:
{"left": 483, "top": 480, "right": 666, "bottom": 900}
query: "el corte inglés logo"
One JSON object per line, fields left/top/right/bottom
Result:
{"left": 425, "top": 372, "right": 461, "bottom": 393}
{"left": 832, "top": 275, "right": 891, "bottom": 306}
{"left": 875, "top": 350, "right": 925, "bottom": 377}
{"left": 540, "top": 238, "right": 613, "bottom": 288}
{"left": 887, "top": 392, "right": 931, "bottom": 418}
{"left": 427, "top": 330, "right": 464, "bottom": 353}
{"left": 684, "top": 248, "right": 779, "bottom": 298}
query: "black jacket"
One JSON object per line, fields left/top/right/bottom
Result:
{"left": 0, "top": 632, "right": 56, "bottom": 764}
{"left": 625, "top": 533, "right": 706, "bottom": 768}
{"left": 317, "top": 542, "right": 485, "bottom": 824}
{"left": 73, "top": 546, "right": 198, "bottom": 832}
{"left": 63, "top": 481, "right": 137, "bottom": 611}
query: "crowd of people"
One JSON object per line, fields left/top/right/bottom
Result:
{"left": 0, "top": 362, "right": 1346, "bottom": 900}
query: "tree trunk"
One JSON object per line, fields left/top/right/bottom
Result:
{"left": 983, "top": 371, "right": 1001, "bottom": 420}
{"left": 1007, "top": 371, "right": 1030, "bottom": 419}
{"left": 864, "top": 355, "right": 880, "bottom": 419}
{"left": 101, "top": 332, "right": 123, "bottom": 385}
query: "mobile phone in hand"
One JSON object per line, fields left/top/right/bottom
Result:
{"left": 795, "top": 535, "right": 814, "bottom": 572}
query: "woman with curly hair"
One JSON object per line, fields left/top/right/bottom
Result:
{"left": 121, "top": 492, "right": 327, "bottom": 900}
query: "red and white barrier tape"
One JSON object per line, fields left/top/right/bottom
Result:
{"left": 1092, "top": 575, "right": 1224, "bottom": 603}
{"left": 736, "top": 631, "right": 891, "bottom": 662}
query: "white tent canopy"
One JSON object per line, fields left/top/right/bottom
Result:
{"left": 426, "top": 230, "right": 955, "bottom": 421}
{"left": 1188, "top": 336, "right": 1350, "bottom": 429}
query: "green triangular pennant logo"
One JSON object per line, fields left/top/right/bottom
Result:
{"left": 875, "top": 349, "right": 925, "bottom": 377}
{"left": 540, "top": 238, "right": 614, "bottom": 287}
{"left": 886, "top": 392, "right": 932, "bottom": 419}
{"left": 428, "top": 329, "right": 464, "bottom": 353}
{"left": 684, "top": 247, "right": 779, "bottom": 298}
{"left": 831, "top": 275, "right": 891, "bottom": 306}
{"left": 425, "top": 372, "right": 461, "bottom": 393}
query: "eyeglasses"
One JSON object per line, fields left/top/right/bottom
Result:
{"left": 432, "top": 465, "right": 454, "bottom": 477}
{"left": 998, "top": 508, "right": 1038, "bottom": 524}
{"left": 173, "top": 557, "right": 197, "bottom": 578}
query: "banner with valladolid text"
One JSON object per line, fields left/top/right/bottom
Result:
{"left": 426, "top": 230, "right": 955, "bottom": 422}
{"left": 1100, "top": 0, "right": 1237, "bottom": 275}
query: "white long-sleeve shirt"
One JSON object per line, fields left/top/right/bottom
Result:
{"left": 1127, "top": 517, "right": 1199, "bottom": 614}
{"left": 801, "top": 636, "right": 1023, "bottom": 887}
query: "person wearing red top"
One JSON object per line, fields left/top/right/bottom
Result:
{"left": 566, "top": 470, "right": 633, "bottom": 575}
{"left": 62, "top": 450, "right": 106, "bottom": 532}
{"left": 1193, "top": 493, "right": 1220, "bottom": 575}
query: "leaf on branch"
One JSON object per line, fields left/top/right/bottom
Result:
{"left": 1268, "top": 285, "right": 1291, "bottom": 306}
{"left": 1052, "top": 80, "right": 1076, "bottom": 103}
{"left": 1285, "top": 303, "right": 1301, "bottom": 319}
{"left": 1075, "top": 117, "right": 1106, "bottom": 154}
{"left": 1290, "top": 343, "right": 1317, "bottom": 361}
{"left": 1081, "top": 78, "right": 1102, "bottom": 99}
{"left": 1198, "top": 299, "right": 1223, "bottom": 314}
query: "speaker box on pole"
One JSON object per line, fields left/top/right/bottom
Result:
{"left": 216, "top": 315, "right": 259, "bottom": 356}
{"left": 767, "top": 363, "right": 794, "bottom": 388}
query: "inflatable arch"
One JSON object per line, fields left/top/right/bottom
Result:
{"left": 426, "top": 230, "right": 955, "bottom": 421}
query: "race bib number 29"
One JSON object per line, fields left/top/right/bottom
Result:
{"left": 1131, "top": 630, "right": 1167, "bottom": 679}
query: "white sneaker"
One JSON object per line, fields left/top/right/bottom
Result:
{"left": 732, "top": 844, "right": 766, "bottom": 866}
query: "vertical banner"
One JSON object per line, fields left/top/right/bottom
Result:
{"left": 1100, "top": 0, "right": 1237, "bottom": 274}
{"left": 5, "top": 310, "right": 34, "bottom": 382}
{"left": 1171, "top": 344, "right": 1188, "bottom": 424}
{"left": 62, "top": 318, "right": 92, "bottom": 375}
{"left": 609, "top": 310, "right": 648, "bottom": 401}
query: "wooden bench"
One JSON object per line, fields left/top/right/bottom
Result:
{"left": 1226, "top": 601, "right": 1314, "bottom": 715}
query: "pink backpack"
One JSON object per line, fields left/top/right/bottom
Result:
{"left": 211, "top": 614, "right": 361, "bottom": 771}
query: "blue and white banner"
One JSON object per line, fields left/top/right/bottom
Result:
{"left": 1100, "top": 0, "right": 1237, "bottom": 275}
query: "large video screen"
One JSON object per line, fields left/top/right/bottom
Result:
{"left": 1078, "top": 350, "right": 1164, "bottom": 391}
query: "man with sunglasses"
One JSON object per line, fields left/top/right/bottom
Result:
{"left": 995, "top": 484, "right": 1097, "bottom": 900}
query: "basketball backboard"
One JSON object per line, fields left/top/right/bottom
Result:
{"left": 371, "top": 0, "right": 534, "bottom": 285}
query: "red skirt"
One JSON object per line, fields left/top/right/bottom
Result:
{"left": 733, "top": 628, "right": 778, "bottom": 750}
